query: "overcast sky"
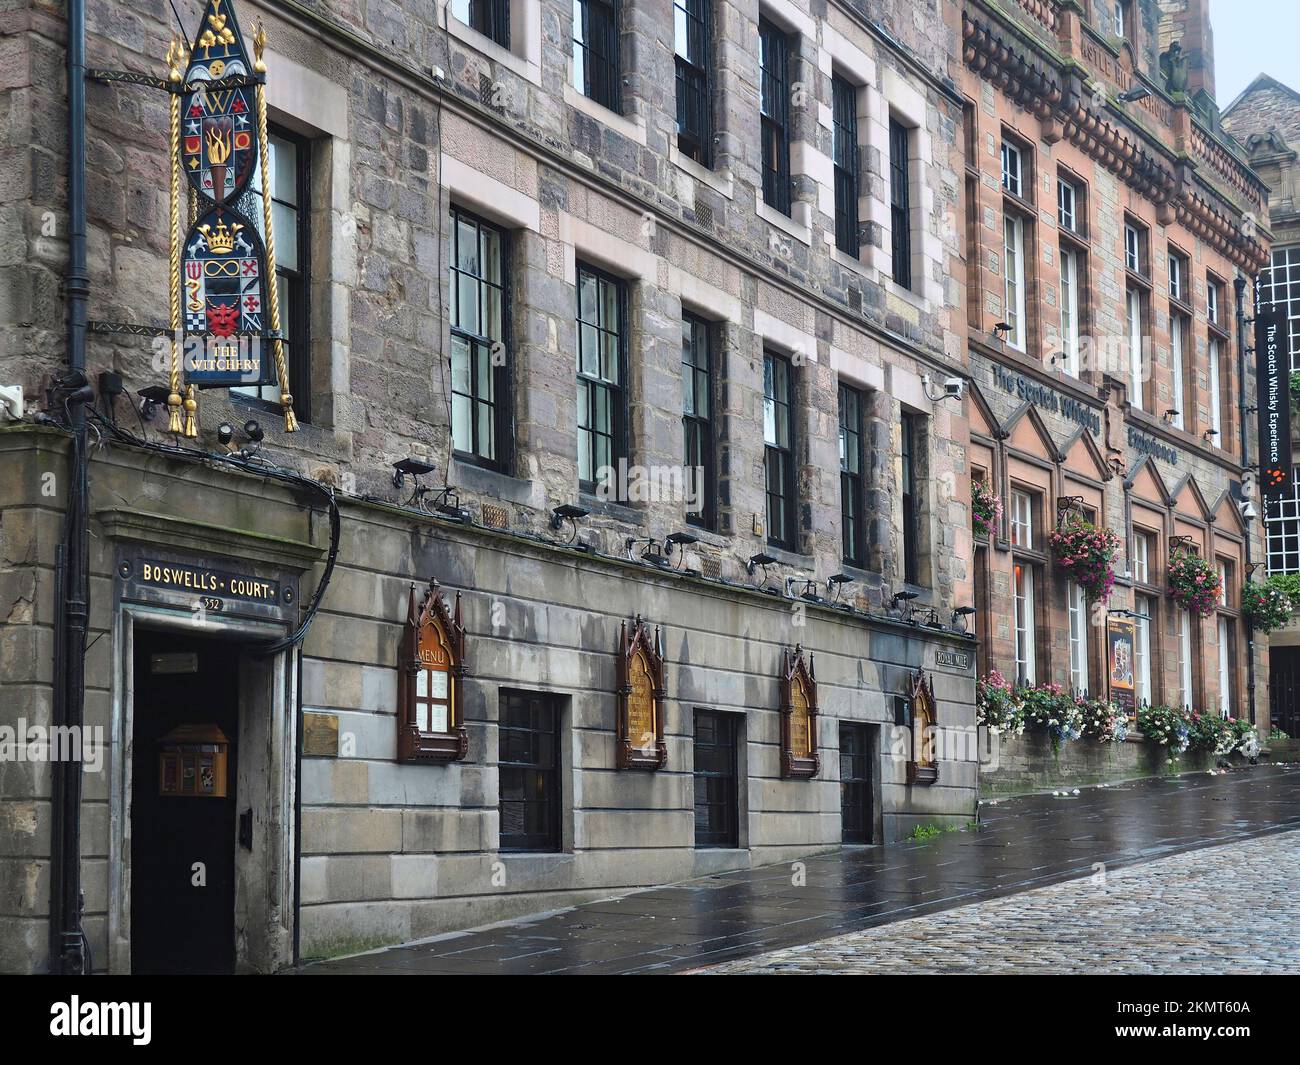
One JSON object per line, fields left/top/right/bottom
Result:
{"left": 1211, "top": 0, "right": 1300, "bottom": 107}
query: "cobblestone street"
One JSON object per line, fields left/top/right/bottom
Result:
{"left": 700, "top": 829, "right": 1300, "bottom": 974}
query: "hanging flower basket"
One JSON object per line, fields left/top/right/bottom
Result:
{"left": 1167, "top": 548, "right": 1220, "bottom": 617}
{"left": 1049, "top": 514, "right": 1119, "bottom": 601}
{"left": 1241, "top": 579, "right": 1294, "bottom": 632}
{"left": 971, "top": 479, "right": 1002, "bottom": 539}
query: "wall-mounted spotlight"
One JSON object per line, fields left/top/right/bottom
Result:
{"left": 747, "top": 552, "right": 778, "bottom": 591}
{"left": 626, "top": 537, "right": 670, "bottom": 568}
{"left": 1118, "top": 85, "right": 1151, "bottom": 103}
{"left": 951, "top": 605, "right": 977, "bottom": 632}
{"left": 1202, "top": 428, "right": 1219, "bottom": 443}
{"left": 392, "top": 457, "right": 437, "bottom": 507}
{"left": 785, "top": 576, "right": 824, "bottom": 604}
{"left": 665, "top": 530, "right": 699, "bottom": 570}
{"left": 431, "top": 486, "right": 472, "bottom": 524}
{"left": 216, "top": 422, "right": 237, "bottom": 453}
{"left": 891, "top": 589, "right": 919, "bottom": 623}
{"left": 992, "top": 322, "right": 1012, "bottom": 340}
{"left": 549, "top": 503, "right": 590, "bottom": 544}
{"left": 1161, "top": 408, "right": 1180, "bottom": 424}
{"left": 827, "top": 572, "right": 856, "bottom": 602}
{"left": 138, "top": 384, "right": 171, "bottom": 422}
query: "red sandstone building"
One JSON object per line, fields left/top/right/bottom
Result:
{"left": 955, "top": 0, "right": 1271, "bottom": 722}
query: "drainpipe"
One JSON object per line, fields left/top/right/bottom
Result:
{"left": 48, "top": 0, "right": 90, "bottom": 975}
{"left": 1235, "top": 275, "right": 1258, "bottom": 731}
{"left": 292, "top": 648, "right": 303, "bottom": 967}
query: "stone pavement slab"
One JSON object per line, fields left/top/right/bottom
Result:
{"left": 299, "top": 765, "right": 1300, "bottom": 975}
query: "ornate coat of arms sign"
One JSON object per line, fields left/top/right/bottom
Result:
{"left": 157, "top": 0, "right": 297, "bottom": 434}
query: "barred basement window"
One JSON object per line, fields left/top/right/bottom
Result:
{"left": 576, "top": 262, "right": 627, "bottom": 492}
{"left": 498, "top": 690, "right": 561, "bottom": 851}
{"left": 832, "top": 75, "right": 859, "bottom": 257}
{"left": 573, "top": 0, "right": 620, "bottom": 113}
{"left": 450, "top": 206, "right": 509, "bottom": 468}
{"left": 759, "top": 18, "right": 792, "bottom": 216}
{"left": 674, "top": 0, "right": 711, "bottom": 165}
{"left": 450, "top": 0, "right": 509, "bottom": 47}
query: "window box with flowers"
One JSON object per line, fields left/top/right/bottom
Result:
{"left": 1242, "top": 579, "right": 1295, "bottom": 632}
{"left": 1167, "top": 548, "right": 1221, "bottom": 617}
{"left": 1049, "top": 513, "right": 1119, "bottom": 601}
{"left": 971, "top": 479, "right": 1002, "bottom": 539}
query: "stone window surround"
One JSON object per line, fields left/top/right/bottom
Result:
{"left": 261, "top": 50, "right": 350, "bottom": 437}
{"left": 442, "top": 0, "right": 543, "bottom": 86}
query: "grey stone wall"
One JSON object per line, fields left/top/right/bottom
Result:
{"left": 0, "top": 427, "right": 978, "bottom": 970}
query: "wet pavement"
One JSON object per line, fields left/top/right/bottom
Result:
{"left": 702, "top": 828, "right": 1300, "bottom": 973}
{"left": 300, "top": 765, "right": 1300, "bottom": 975}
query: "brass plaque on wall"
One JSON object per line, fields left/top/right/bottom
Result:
{"left": 303, "top": 712, "right": 339, "bottom": 757}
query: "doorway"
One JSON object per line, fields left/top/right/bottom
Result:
{"left": 839, "top": 722, "right": 874, "bottom": 844}
{"left": 130, "top": 629, "right": 240, "bottom": 974}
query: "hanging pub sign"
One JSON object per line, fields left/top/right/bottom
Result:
{"left": 1255, "top": 304, "right": 1292, "bottom": 501}
{"left": 1107, "top": 616, "right": 1137, "bottom": 719}
{"left": 903, "top": 669, "right": 938, "bottom": 785}
{"left": 616, "top": 616, "right": 668, "bottom": 770}
{"left": 779, "top": 645, "right": 819, "bottom": 779}
{"left": 154, "top": 0, "right": 297, "bottom": 436}
{"left": 397, "top": 579, "right": 469, "bottom": 763}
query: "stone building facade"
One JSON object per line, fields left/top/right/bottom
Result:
{"left": 1223, "top": 74, "right": 1300, "bottom": 735}
{"left": 1, "top": 0, "right": 981, "bottom": 974}
{"left": 956, "top": 1, "right": 1271, "bottom": 724}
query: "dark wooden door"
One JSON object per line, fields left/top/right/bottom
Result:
{"left": 839, "top": 722, "right": 873, "bottom": 844}
{"left": 131, "top": 630, "right": 239, "bottom": 974}
{"left": 694, "top": 709, "right": 739, "bottom": 848}
{"left": 1270, "top": 647, "right": 1300, "bottom": 737}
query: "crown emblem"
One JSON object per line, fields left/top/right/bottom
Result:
{"left": 198, "top": 219, "right": 241, "bottom": 254}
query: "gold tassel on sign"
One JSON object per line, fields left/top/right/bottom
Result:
{"left": 252, "top": 21, "right": 297, "bottom": 432}
{"left": 166, "top": 38, "right": 185, "bottom": 434}
{"left": 183, "top": 384, "right": 198, "bottom": 439}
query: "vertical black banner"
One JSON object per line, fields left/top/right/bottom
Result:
{"left": 1256, "top": 304, "right": 1292, "bottom": 500}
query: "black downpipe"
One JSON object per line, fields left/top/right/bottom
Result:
{"left": 1235, "top": 275, "right": 1259, "bottom": 732}
{"left": 49, "top": 0, "right": 90, "bottom": 974}
{"left": 292, "top": 647, "right": 303, "bottom": 966}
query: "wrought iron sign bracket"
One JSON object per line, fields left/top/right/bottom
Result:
{"left": 87, "top": 69, "right": 266, "bottom": 95}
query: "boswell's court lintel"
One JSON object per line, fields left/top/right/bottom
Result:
{"left": 2, "top": 0, "right": 1297, "bottom": 981}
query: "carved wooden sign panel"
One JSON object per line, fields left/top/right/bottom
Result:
{"left": 905, "top": 668, "right": 939, "bottom": 786}
{"left": 397, "top": 579, "right": 468, "bottom": 763}
{"left": 616, "top": 615, "right": 668, "bottom": 770}
{"left": 779, "top": 644, "right": 819, "bottom": 779}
